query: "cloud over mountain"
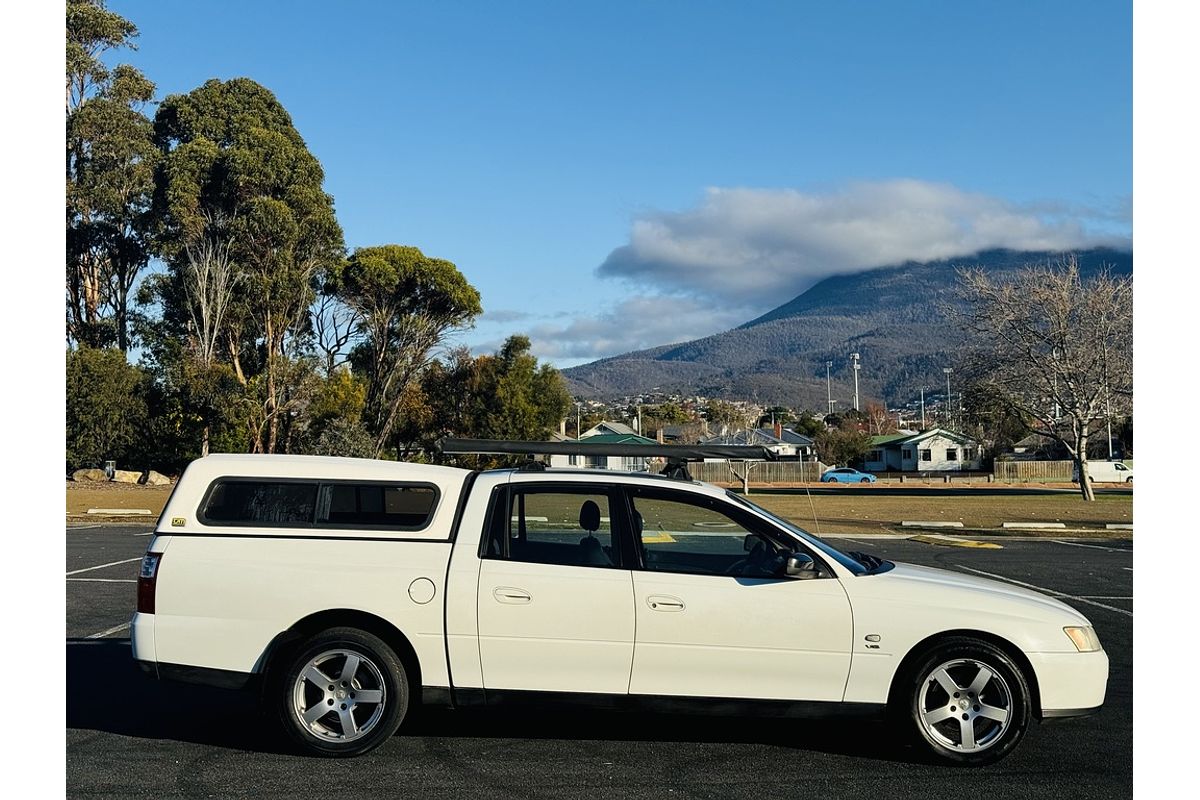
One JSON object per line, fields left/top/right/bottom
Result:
{"left": 597, "top": 180, "right": 1130, "bottom": 305}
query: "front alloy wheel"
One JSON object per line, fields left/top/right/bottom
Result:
{"left": 901, "top": 638, "right": 1030, "bottom": 765}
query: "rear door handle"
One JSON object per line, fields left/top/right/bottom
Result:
{"left": 493, "top": 586, "right": 532, "bottom": 604}
{"left": 646, "top": 594, "right": 685, "bottom": 612}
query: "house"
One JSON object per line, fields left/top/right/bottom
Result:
{"left": 863, "top": 428, "right": 983, "bottom": 472}
{"left": 547, "top": 422, "right": 658, "bottom": 471}
{"left": 700, "top": 424, "right": 816, "bottom": 461}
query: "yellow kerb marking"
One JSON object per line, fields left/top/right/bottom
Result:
{"left": 642, "top": 531, "right": 677, "bottom": 544}
{"left": 910, "top": 534, "right": 1002, "bottom": 549}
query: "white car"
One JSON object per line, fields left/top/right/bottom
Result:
{"left": 132, "top": 451, "right": 1107, "bottom": 764}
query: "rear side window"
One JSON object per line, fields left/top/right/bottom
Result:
{"left": 199, "top": 480, "right": 439, "bottom": 530}
{"left": 318, "top": 484, "right": 438, "bottom": 529}
{"left": 201, "top": 481, "right": 318, "bottom": 525}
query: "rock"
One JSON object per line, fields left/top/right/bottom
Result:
{"left": 111, "top": 469, "right": 142, "bottom": 484}
{"left": 141, "top": 470, "right": 172, "bottom": 486}
{"left": 72, "top": 468, "right": 109, "bottom": 482}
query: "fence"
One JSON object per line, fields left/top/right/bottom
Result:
{"left": 992, "top": 460, "right": 1074, "bottom": 483}
{"left": 689, "top": 461, "right": 826, "bottom": 484}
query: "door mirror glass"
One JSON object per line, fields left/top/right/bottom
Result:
{"left": 785, "top": 552, "right": 818, "bottom": 578}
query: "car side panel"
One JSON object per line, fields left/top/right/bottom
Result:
{"left": 152, "top": 537, "right": 455, "bottom": 682}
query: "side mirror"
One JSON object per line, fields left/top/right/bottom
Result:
{"left": 785, "top": 552, "right": 818, "bottom": 579}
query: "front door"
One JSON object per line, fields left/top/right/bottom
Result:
{"left": 625, "top": 487, "right": 854, "bottom": 701}
{"left": 476, "top": 484, "right": 635, "bottom": 694}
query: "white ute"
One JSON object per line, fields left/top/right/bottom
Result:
{"left": 133, "top": 452, "right": 1108, "bottom": 763}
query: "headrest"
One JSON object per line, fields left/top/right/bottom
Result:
{"left": 579, "top": 500, "right": 601, "bottom": 532}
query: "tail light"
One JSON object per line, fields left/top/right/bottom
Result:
{"left": 137, "top": 552, "right": 163, "bottom": 614}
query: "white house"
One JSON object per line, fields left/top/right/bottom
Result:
{"left": 547, "top": 422, "right": 658, "bottom": 471}
{"left": 863, "top": 428, "right": 983, "bottom": 472}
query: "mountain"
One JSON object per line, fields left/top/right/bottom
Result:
{"left": 562, "top": 248, "right": 1133, "bottom": 408}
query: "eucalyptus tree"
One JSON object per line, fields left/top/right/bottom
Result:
{"left": 337, "top": 245, "right": 482, "bottom": 457}
{"left": 152, "top": 78, "right": 345, "bottom": 452}
{"left": 66, "top": 0, "right": 157, "bottom": 351}
{"left": 953, "top": 256, "right": 1132, "bottom": 501}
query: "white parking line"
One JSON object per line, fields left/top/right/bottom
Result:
{"left": 66, "top": 578, "right": 136, "bottom": 583}
{"left": 1050, "top": 539, "right": 1129, "bottom": 553}
{"left": 1078, "top": 596, "right": 1133, "bottom": 600}
{"left": 66, "top": 557, "right": 141, "bottom": 576}
{"left": 85, "top": 622, "right": 131, "bottom": 639}
{"left": 954, "top": 565, "right": 1133, "bottom": 617}
{"left": 66, "top": 524, "right": 104, "bottom": 531}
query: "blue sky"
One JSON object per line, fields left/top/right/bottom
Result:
{"left": 112, "top": 0, "right": 1131, "bottom": 367}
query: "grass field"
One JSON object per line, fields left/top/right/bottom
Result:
{"left": 66, "top": 481, "right": 1132, "bottom": 535}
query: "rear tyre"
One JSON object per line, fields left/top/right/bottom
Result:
{"left": 274, "top": 627, "right": 409, "bottom": 757}
{"left": 860, "top": 477, "right": 871, "bottom": 483}
{"left": 1126, "top": 477, "right": 1133, "bottom": 484}
{"left": 897, "top": 637, "right": 1030, "bottom": 766}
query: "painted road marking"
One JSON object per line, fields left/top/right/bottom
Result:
{"left": 86, "top": 622, "right": 131, "bottom": 639}
{"left": 954, "top": 565, "right": 1132, "bottom": 618}
{"left": 66, "top": 557, "right": 141, "bottom": 576}
{"left": 66, "top": 578, "right": 136, "bottom": 583}
{"left": 911, "top": 534, "right": 1002, "bottom": 549}
{"left": 1051, "top": 539, "right": 1129, "bottom": 553}
{"left": 66, "top": 525, "right": 104, "bottom": 531}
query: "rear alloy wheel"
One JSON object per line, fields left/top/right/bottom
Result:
{"left": 902, "top": 638, "right": 1030, "bottom": 765}
{"left": 275, "top": 627, "right": 409, "bottom": 757}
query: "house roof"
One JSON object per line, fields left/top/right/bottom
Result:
{"left": 897, "top": 428, "right": 979, "bottom": 446}
{"left": 766, "top": 428, "right": 815, "bottom": 446}
{"left": 581, "top": 421, "right": 638, "bottom": 438}
{"left": 573, "top": 433, "right": 658, "bottom": 446}
{"left": 869, "top": 434, "right": 910, "bottom": 447}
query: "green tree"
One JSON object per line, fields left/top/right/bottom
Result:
{"left": 814, "top": 425, "right": 873, "bottom": 467}
{"left": 151, "top": 77, "right": 345, "bottom": 453}
{"left": 420, "top": 338, "right": 572, "bottom": 466}
{"left": 792, "top": 413, "right": 826, "bottom": 439}
{"left": 67, "top": 0, "right": 157, "bottom": 351}
{"left": 336, "top": 245, "right": 481, "bottom": 456}
{"left": 66, "top": 347, "right": 150, "bottom": 471}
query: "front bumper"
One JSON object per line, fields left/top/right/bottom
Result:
{"left": 1028, "top": 649, "right": 1109, "bottom": 718}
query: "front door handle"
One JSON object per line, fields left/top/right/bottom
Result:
{"left": 493, "top": 586, "right": 532, "bottom": 604}
{"left": 646, "top": 594, "right": 685, "bottom": 612}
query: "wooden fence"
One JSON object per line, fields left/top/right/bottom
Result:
{"left": 992, "top": 460, "right": 1075, "bottom": 483}
{"left": 690, "top": 461, "right": 826, "bottom": 484}
{"left": 689, "top": 459, "right": 1078, "bottom": 485}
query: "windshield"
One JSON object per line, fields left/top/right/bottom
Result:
{"left": 724, "top": 490, "right": 891, "bottom": 575}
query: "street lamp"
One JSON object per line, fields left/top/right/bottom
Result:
{"left": 850, "top": 353, "right": 861, "bottom": 411}
{"left": 825, "top": 361, "right": 833, "bottom": 415}
{"left": 943, "top": 368, "right": 953, "bottom": 430}
{"left": 575, "top": 401, "right": 582, "bottom": 440}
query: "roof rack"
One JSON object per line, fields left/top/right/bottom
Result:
{"left": 436, "top": 438, "right": 777, "bottom": 481}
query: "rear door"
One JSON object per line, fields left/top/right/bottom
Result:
{"left": 475, "top": 483, "right": 636, "bottom": 694}
{"left": 624, "top": 486, "right": 854, "bottom": 701}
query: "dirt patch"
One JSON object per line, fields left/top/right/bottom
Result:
{"left": 66, "top": 482, "right": 173, "bottom": 516}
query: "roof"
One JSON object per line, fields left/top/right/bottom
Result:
{"left": 581, "top": 421, "right": 638, "bottom": 437}
{"left": 776, "top": 428, "right": 815, "bottom": 446}
{"left": 870, "top": 434, "right": 910, "bottom": 447}
{"left": 567, "top": 433, "right": 659, "bottom": 446}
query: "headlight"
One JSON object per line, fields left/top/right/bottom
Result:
{"left": 1064, "top": 626, "right": 1102, "bottom": 652}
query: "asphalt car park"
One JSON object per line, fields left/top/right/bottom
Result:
{"left": 66, "top": 524, "right": 1132, "bottom": 799}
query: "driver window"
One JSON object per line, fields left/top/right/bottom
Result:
{"left": 630, "top": 491, "right": 785, "bottom": 577}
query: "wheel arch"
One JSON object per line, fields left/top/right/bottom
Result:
{"left": 256, "top": 609, "right": 424, "bottom": 698}
{"left": 886, "top": 629, "right": 1043, "bottom": 720}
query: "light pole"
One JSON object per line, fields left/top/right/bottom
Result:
{"left": 943, "top": 368, "right": 953, "bottom": 430}
{"left": 920, "top": 387, "right": 926, "bottom": 429}
{"left": 850, "top": 353, "right": 861, "bottom": 411}
{"left": 825, "top": 361, "right": 833, "bottom": 415}
{"left": 575, "top": 401, "right": 581, "bottom": 440}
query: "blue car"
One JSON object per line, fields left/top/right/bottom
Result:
{"left": 821, "top": 467, "right": 877, "bottom": 484}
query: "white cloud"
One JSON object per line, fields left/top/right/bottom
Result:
{"left": 526, "top": 296, "right": 754, "bottom": 361}
{"left": 597, "top": 180, "right": 1130, "bottom": 304}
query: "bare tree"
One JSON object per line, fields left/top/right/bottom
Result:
{"left": 312, "top": 293, "right": 362, "bottom": 377}
{"left": 952, "top": 255, "right": 1132, "bottom": 501}
{"left": 182, "top": 211, "right": 238, "bottom": 366}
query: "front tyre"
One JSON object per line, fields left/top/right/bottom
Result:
{"left": 901, "top": 637, "right": 1030, "bottom": 765}
{"left": 275, "top": 627, "right": 409, "bottom": 757}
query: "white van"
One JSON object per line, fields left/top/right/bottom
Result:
{"left": 1073, "top": 460, "right": 1133, "bottom": 483}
